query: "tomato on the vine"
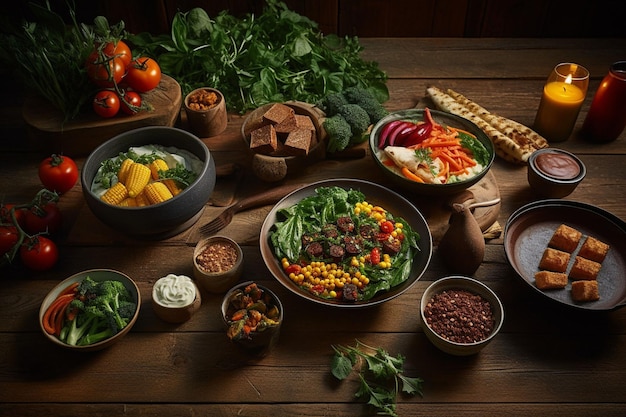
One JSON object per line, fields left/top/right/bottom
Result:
{"left": 86, "top": 51, "right": 126, "bottom": 88}
{"left": 120, "top": 91, "right": 143, "bottom": 115}
{"left": 125, "top": 57, "right": 161, "bottom": 93}
{"left": 20, "top": 236, "right": 58, "bottom": 271}
{"left": 99, "top": 40, "right": 132, "bottom": 68}
{"left": 38, "top": 154, "right": 78, "bottom": 194}
{"left": 0, "top": 226, "right": 18, "bottom": 256}
{"left": 93, "top": 90, "right": 120, "bottom": 118}
{"left": 23, "top": 203, "right": 62, "bottom": 235}
{"left": 0, "top": 203, "right": 26, "bottom": 228}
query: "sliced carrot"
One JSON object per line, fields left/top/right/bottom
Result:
{"left": 401, "top": 167, "right": 425, "bottom": 183}
{"left": 59, "top": 282, "right": 79, "bottom": 297}
{"left": 42, "top": 293, "right": 75, "bottom": 335}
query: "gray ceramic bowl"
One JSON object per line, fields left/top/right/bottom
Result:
{"left": 420, "top": 276, "right": 504, "bottom": 356}
{"left": 370, "top": 109, "right": 495, "bottom": 195}
{"left": 81, "top": 126, "right": 216, "bottom": 239}
{"left": 39, "top": 269, "right": 141, "bottom": 352}
{"left": 527, "top": 148, "right": 586, "bottom": 198}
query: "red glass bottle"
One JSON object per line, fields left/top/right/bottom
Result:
{"left": 581, "top": 61, "right": 626, "bottom": 143}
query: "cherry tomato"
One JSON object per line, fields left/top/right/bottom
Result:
{"left": 38, "top": 154, "right": 79, "bottom": 194}
{"left": 380, "top": 220, "right": 394, "bottom": 234}
{"left": 284, "top": 264, "right": 302, "bottom": 275}
{"left": 370, "top": 247, "right": 381, "bottom": 265}
{"left": 20, "top": 236, "right": 58, "bottom": 271}
{"left": 0, "top": 203, "right": 26, "bottom": 228}
{"left": 120, "top": 91, "right": 143, "bottom": 115}
{"left": 93, "top": 90, "right": 120, "bottom": 118}
{"left": 86, "top": 51, "right": 126, "bottom": 88}
{"left": 23, "top": 203, "right": 62, "bottom": 235}
{"left": 125, "top": 57, "right": 161, "bottom": 93}
{"left": 0, "top": 226, "right": 19, "bottom": 255}
{"left": 99, "top": 40, "right": 132, "bottom": 67}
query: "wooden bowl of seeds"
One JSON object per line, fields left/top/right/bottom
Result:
{"left": 193, "top": 235, "right": 243, "bottom": 293}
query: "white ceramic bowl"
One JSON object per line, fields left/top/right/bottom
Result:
{"left": 39, "top": 269, "right": 141, "bottom": 351}
{"left": 420, "top": 276, "right": 504, "bottom": 355}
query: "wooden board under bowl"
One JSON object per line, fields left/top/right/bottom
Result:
{"left": 22, "top": 75, "right": 182, "bottom": 157}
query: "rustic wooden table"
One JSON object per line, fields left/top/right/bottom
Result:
{"left": 2, "top": 38, "right": 626, "bottom": 417}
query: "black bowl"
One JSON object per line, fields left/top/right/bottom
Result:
{"left": 369, "top": 109, "right": 495, "bottom": 195}
{"left": 81, "top": 126, "right": 216, "bottom": 239}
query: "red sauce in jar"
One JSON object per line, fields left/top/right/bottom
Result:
{"left": 535, "top": 152, "right": 580, "bottom": 180}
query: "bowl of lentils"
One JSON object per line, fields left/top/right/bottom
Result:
{"left": 193, "top": 236, "right": 243, "bottom": 293}
{"left": 420, "top": 276, "right": 504, "bottom": 355}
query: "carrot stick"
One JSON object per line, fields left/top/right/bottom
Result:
{"left": 401, "top": 167, "right": 425, "bottom": 183}
{"left": 436, "top": 151, "right": 463, "bottom": 172}
{"left": 42, "top": 293, "right": 75, "bottom": 335}
{"left": 59, "top": 282, "right": 79, "bottom": 297}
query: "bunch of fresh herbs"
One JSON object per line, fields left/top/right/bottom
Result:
{"left": 331, "top": 340, "right": 424, "bottom": 416}
{"left": 128, "top": 0, "right": 388, "bottom": 114}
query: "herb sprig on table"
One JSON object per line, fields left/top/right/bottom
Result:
{"left": 331, "top": 340, "right": 424, "bottom": 417}
{"left": 128, "top": 0, "right": 388, "bottom": 114}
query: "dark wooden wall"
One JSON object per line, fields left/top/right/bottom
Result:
{"left": 9, "top": 0, "right": 626, "bottom": 38}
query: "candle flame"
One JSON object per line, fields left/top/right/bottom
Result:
{"left": 565, "top": 74, "right": 573, "bottom": 84}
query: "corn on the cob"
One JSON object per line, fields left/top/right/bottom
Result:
{"left": 100, "top": 182, "right": 128, "bottom": 205}
{"left": 126, "top": 163, "right": 151, "bottom": 197}
{"left": 162, "top": 179, "right": 183, "bottom": 196}
{"left": 134, "top": 192, "right": 149, "bottom": 207}
{"left": 144, "top": 182, "right": 174, "bottom": 204}
{"left": 149, "top": 159, "right": 169, "bottom": 180}
{"left": 117, "top": 158, "right": 134, "bottom": 184}
{"left": 118, "top": 197, "right": 137, "bottom": 207}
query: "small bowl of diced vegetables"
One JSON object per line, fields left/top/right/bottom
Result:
{"left": 39, "top": 269, "right": 141, "bottom": 352}
{"left": 369, "top": 108, "right": 495, "bottom": 195}
{"left": 81, "top": 126, "right": 216, "bottom": 239}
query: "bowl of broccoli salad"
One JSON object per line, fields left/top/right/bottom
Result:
{"left": 39, "top": 269, "right": 141, "bottom": 351}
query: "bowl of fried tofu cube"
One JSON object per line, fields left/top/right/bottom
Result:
{"left": 242, "top": 101, "right": 327, "bottom": 181}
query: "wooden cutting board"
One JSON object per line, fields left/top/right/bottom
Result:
{"left": 22, "top": 74, "right": 182, "bottom": 156}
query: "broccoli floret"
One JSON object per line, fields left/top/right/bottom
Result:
{"left": 338, "top": 104, "right": 370, "bottom": 134}
{"left": 343, "top": 86, "right": 388, "bottom": 123}
{"left": 318, "top": 92, "right": 348, "bottom": 115}
{"left": 324, "top": 114, "right": 353, "bottom": 153}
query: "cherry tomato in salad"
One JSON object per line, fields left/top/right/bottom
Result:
{"left": 20, "top": 236, "right": 58, "bottom": 271}
{"left": 38, "top": 154, "right": 78, "bottom": 194}
{"left": 23, "top": 203, "right": 62, "bottom": 235}
{"left": 125, "top": 57, "right": 161, "bottom": 93}
{"left": 93, "top": 90, "right": 120, "bottom": 118}
{"left": 370, "top": 247, "right": 381, "bottom": 265}
{"left": 379, "top": 220, "right": 394, "bottom": 234}
{"left": 120, "top": 91, "right": 143, "bottom": 115}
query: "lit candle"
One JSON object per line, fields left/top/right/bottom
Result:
{"left": 534, "top": 63, "right": 589, "bottom": 142}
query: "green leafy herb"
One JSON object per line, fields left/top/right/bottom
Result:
{"left": 128, "top": 0, "right": 388, "bottom": 114}
{"left": 458, "top": 131, "right": 491, "bottom": 166}
{"left": 331, "top": 340, "right": 424, "bottom": 417}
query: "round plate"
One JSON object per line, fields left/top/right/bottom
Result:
{"left": 504, "top": 199, "right": 626, "bottom": 311}
{"left": 259, "top": 178, "right": 433, "bottom": 307}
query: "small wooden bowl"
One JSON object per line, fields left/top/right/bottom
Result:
{"left": 193, "top": 236, "right": 244, "bottom": 293}
{"left": 152, "top": 274, "right": 202, "bottom": 324}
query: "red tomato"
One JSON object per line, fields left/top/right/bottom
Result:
{"left": 125, "top": 57, "right": 161, "bottom": 93}
{"left": 120, "top": 91, "right": 143, "bottom": 115}
{"left": 20, "top": 236, "right": 58, "bottom": 271}
{"left": 86, "top": 51, "right": 126, "bottom": 88}
{"left": 23, "top": 203, "right": 62, "bottom": 235}
{"left": 38, "top": 154, "right": 79, "bottom": 194}
{"left": 99, "top": 40, "right": 132, "bottom": 67}
{"left": 0, "top": 226, "right": 19, "bottom": 255}
{"left": 0, "top": 203, "right": 26, "bottom": 228}
{"left": 93, "top": 90, "right": 120, "bottom": 118}
{"left": 380, "top": 220, "right": 394, "bottom": 234}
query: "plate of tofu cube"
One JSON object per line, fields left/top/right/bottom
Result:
{"left": 504, "top": 199, "right": 626, "bottom": 310}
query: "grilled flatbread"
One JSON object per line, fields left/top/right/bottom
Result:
{"left": 426, "top": 86, "right": 548, "bottom": 164}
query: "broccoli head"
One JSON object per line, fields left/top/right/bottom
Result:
{"left": 343, "top": 86, "right": 388, "bottom": 123}
{"left": 318, "top": 92, "right": 348, "bottom": 115}
{"left": 338, "top": 104, "right": 371, "bottom": 135}
{"left": 324, "top": 114, "right": 353, "bottom": 153}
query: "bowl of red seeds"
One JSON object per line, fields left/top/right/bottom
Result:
{"left": 420, "top": 276, "right": 504, "bottom": 356}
